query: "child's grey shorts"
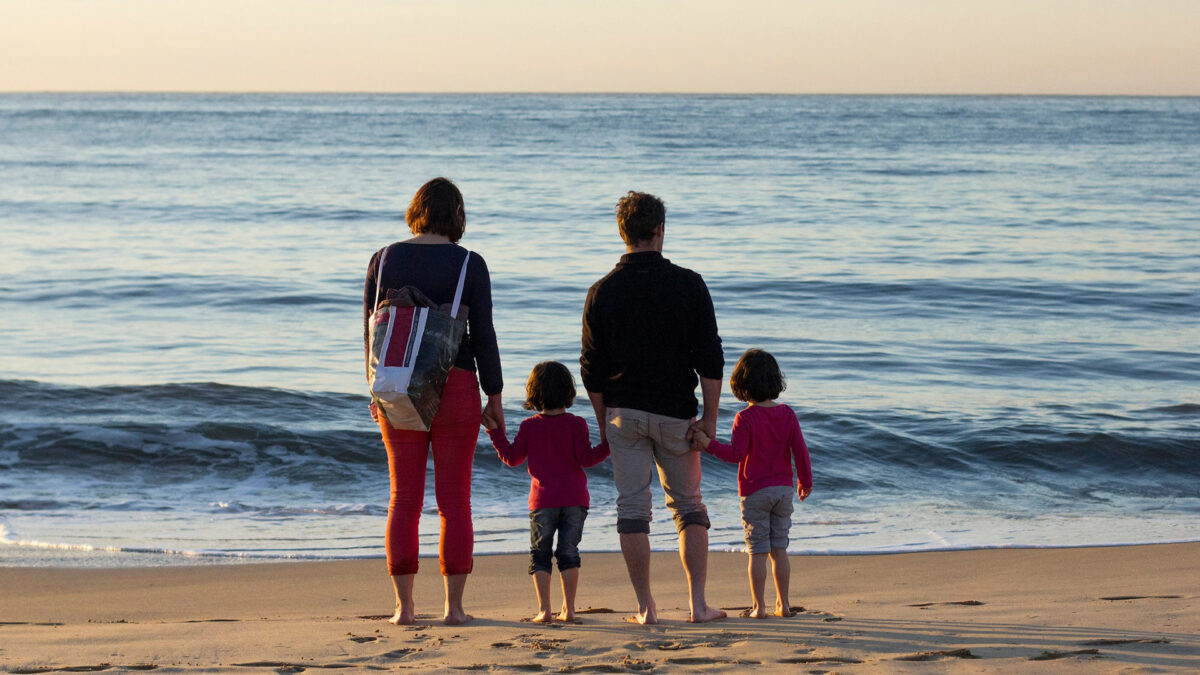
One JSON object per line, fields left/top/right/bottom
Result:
{"left": 740, "top": 485, "right": 794, "bottom": 554}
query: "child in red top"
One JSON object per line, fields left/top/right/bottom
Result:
{"left": 483, "top": 361, "right": 609, "bottom": 623}
{"left": 692, "top": 349, "right": 812, "bottom": 619}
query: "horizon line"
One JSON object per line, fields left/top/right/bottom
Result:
{"left": 3, "top": 90, "right": 1199, "bottom": 98}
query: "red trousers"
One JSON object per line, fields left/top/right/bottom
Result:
{"left": 377, "top": 368, "right": 481, "bottom": 576}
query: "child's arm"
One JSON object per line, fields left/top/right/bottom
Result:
{"left": 574, "top": 418, "right": 610, "bottom": 468}
{"left": 488, "top": 421, "right": 528, "bottom": 467}
{"left": 699, "top": 415, "right": 749, "bottom": 464}
{"left": 789, "top": 410, "right": 813, "bottom": 500}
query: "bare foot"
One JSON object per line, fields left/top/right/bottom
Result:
{"left": 531, "top": 610, "right": 553, "bottom": 623}
{"left": 775, "top": 602, "right": 795, "bottom": 618}
{"left": 687, "top": 605, "right": 727, "bottom": 623}
{"left": 443, "top": 608, "right": 473, "bottom": 626}
{"left": 389, "top": 606, "right": 416, "bottom": 625}
{"left": 624, "top": 603, "right": 658, "bottom": 625}
{"left": 748, "top": 605, "right": 770, "bottom": 619}
{"left": 557, "top": 609, "right": 575, "bottom": 622}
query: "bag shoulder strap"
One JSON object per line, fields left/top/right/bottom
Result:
{"left": 373, "top": 245, "right": 389, "bottom": 312}
{"left": 450, "top": 250, "right": 471, "bottom": 319}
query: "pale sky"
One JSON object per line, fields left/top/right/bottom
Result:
{"left": 1, "top": 0, "right": 1197, "bottom": 94}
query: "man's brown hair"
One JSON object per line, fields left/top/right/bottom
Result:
{"left": 524, "top": 361, "right": 577, "bottom": 412}
{"left": 730, "top": 349, "right": 787, "bottom": 403}
{"left": 406, "top": 177, "right": 466, "bottom": 242}
{"left": 615, "top": 191, "right": 665, "bottom": 245}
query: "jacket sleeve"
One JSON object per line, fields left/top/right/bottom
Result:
{"left": 489, "top": 425, "right": 528, "bottom": 467}
{"left": 574, "top": 417, "right": 610, "bottom": 468}
{"left": 789, "top": 409, "right": 812, "bottom": 490}
{"left": 689, "top": 274, "right": 724, "bottom": 380}
{"left": 467, "top": 253, "right": 503, "bottom": 396}
{"left": 580, "top": 283, "right": 610, "bottom": 393}
{"left": 704, "top": 413, "right": 749, "bottom": 464}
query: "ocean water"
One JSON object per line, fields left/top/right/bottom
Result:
{"left": 1, "top": 94, "right": 1198, "bottom": 566}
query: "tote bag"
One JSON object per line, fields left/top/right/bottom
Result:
{"left": 367, "top": 247, "right": 470, "bottom": 431}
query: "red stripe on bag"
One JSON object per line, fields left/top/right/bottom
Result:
{"left": 384, "top": 307, "right": 418, "bottom": 368}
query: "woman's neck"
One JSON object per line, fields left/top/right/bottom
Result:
{"left": 403, "top": 233, "right": 452, "bottom": 245}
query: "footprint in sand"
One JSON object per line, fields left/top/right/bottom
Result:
{"left": 778, "top": 655, "right": 864, "bottom": 665}
{"left": 908, "top": 600, "right": 984, "bottom": 608}
{"left": 895, "top": 648, "right": 979, "bottom": 661}
{"left": 1030, "top": 649, "right": 1101, "bottom": 661}
{"left": 1079, "top": 638, "right": 1169, "bottom": 646}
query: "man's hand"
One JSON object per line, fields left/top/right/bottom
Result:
{"left": 483, "top": 395, "right": 504, "bottom": 434}
{"left": 798, "top": 485, "right": 812, "bottom": 501}
{"left": 480, "top": 409, "right": 498, "bottom": 431}
{"left": 587, "top": 391, "right": 607, "bottom": 444}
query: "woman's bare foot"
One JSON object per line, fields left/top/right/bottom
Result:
{"left": 775, "top": 601, "right": 794, "bottom": 617}
{"left": 389, "top": 607, "right": 416, "bottom": 625}
{"left": 531, "top": 609, "right": 553, "bottom": 623}
{"left": 687, "top": 604, "right": 727, "bottom": 623}
{"left": 443, "top": 607, "right": 473, "bottom": 625}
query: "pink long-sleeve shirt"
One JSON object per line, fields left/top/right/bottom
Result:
{"left": 704, "top": 403, "right": 811, "bottom": 497}
{"left": 488, "top": 412, "right": 610, "bottom": 510}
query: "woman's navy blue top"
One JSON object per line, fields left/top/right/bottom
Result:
{"left": 364, "top": 242, "right": 502, "bottom": 396}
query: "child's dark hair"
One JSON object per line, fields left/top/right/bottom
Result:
{"left": 524, "top": 361, "right": 577, "bottom": 411}
{"left": 729, "top": 349, "right": 786, "bottom": 403}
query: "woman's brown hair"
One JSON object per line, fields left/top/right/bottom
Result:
{"left": 406, "top": 177, "right": 466, "bottom": 242}
{"left": 729, "top": 349, "right": 786, "bottom": 403}
{"left": 524, "top": 361, "right": 577, "bottom": 412}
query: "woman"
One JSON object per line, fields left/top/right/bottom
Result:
{"left": 364, "top": 177, "right": 504, "bottom": 625}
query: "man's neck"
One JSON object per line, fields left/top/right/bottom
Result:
{"left": 625, "top": 240, "right": 663, "bottom": 254}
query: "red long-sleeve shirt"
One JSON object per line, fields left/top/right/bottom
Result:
{"left": 704, "top": 403, "right": 811, "bottom": 497}
{"left": 488, "top": 412, "right": 610, "bottom": 510}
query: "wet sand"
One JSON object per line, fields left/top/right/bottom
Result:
{"left": 1, "top": 543, "right": 1197, "bottom": 672}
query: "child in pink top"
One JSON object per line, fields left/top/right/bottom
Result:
{"left": 692, "top": 349, "right": 812, "bottom": 619}
{"left": 483, "top": 361, "right": 609, "bottom": 623}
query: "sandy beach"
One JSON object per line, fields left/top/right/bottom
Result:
{"left": 1, "top": 542, "right": 1197, "bottom": 673}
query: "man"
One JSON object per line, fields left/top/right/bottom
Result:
{"left": 580, "top": 191, "right": 725, "bottom": 624}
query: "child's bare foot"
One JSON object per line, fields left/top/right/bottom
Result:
{"left": 748, "top": 605, "right": 770, "bottom": 619}
{"left": 443, "top": 608, "right": 473, "bottom": 625}
{"left": 389, "top": 608, "right": 416, "bottom": 625}
{"left": 531, "top": 609, "right": 553, "bottom": 623}
{"left": 775, "top": 601, "right": 794, "bottom": 617}
{"left": 556, "top": 608, "right": 575, "bottom": 622}
{"left": 687, "top": 605, "right": 727, "bottom": 623}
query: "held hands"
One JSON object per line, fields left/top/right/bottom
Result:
{"left": 482, "top": 395, "right": 504, "bottom": 433}
{"left": 688, "top": 421, "right": 712, "bottom": 453}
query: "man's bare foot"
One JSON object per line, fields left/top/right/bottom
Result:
{"left": 531, "top": 609, "right": 553, "bottom": 623}
{"left": 687, "top": 605, "right": 727, "bottom": 623}
{"left": 624, "top": 603, "right": 658, "bottom": 625}
{"left": 443, "top": 608, "right": 473, "bottom": 625}
{"left": 748, "top": 605, "right": 769, "bottom": 619}
{"left": 775, "top": 602, "right": 794, "bottom": 617}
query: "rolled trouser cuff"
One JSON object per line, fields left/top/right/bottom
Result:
{"left": 616, "top": 517, "right": 651, "bottom": 534}
{"left": 673, "top": 509, "right": 711, "bottom": 533}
